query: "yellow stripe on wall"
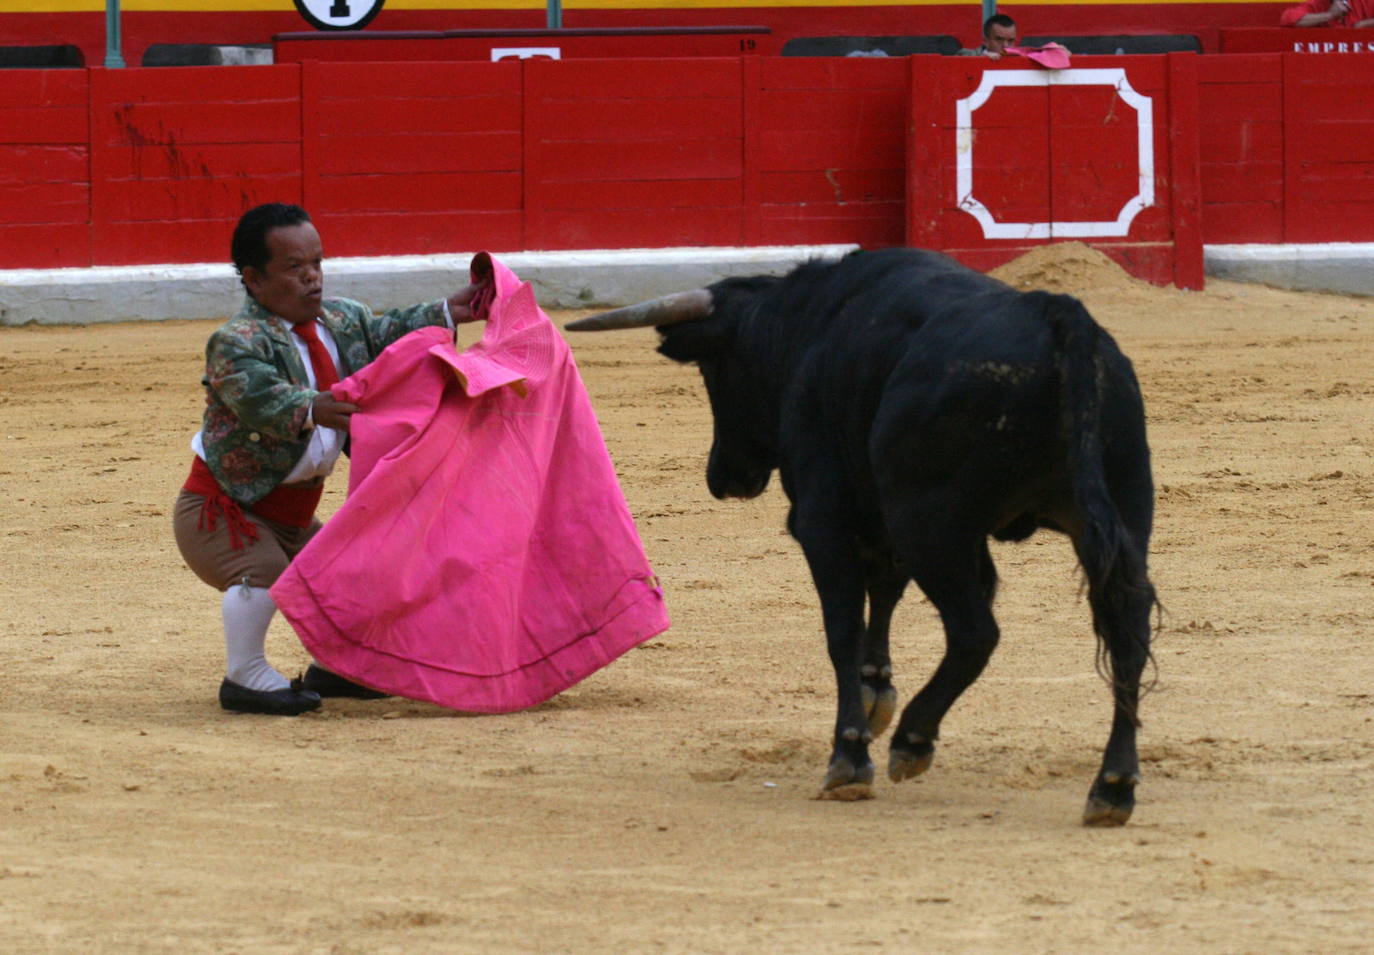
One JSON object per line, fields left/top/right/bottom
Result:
{"left": 0, "top": 1, "right": 102, "bottom": 11}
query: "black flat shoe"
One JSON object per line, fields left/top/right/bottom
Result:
{"left": 219, "top": 678, "right": 322, "bottom": 716}
{"left": 296, "top": 663, "right": 390, "bottom": 699}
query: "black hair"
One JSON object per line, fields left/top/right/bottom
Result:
{"left": 231, "top": 202, "right": 311, "bottom": 289}
{"left": 983, "top": 13, "right": 1016, "bottom": 38}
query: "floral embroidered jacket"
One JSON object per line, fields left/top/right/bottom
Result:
{"left": 199, "top": 294, "right": 447, "bottom": 504}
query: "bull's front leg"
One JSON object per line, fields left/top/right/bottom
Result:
{"left": 793, "top": 511, "right": 875, "bottom": 800}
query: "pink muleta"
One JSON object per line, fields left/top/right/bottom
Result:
{"left": 271, "top": 253, "right": 670, "bottom": 712}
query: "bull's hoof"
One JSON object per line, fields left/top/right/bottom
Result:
{"left": 1082, "top": 798, "right": 1132, "bottom": 827}
{"left": 861, "top": 684, "right": 899, "bottom": 739}
{"left": 820, "top": 755, "right": 874, "bottom": 796}
{"left": 887, "top": 739, "right": 935, "bottom": 783}
{"left": 1082, "top": 772, "right": 1139, "bottom": 827}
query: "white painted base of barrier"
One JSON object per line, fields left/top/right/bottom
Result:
{"left": 4, "top": 242, "right": 1370, "bottom": 326}
{"left": 0, "top": 245, "right": 860, "bottom": 326}
{"left": 1205, "top": 243, "right": 1374, "bottom": 298}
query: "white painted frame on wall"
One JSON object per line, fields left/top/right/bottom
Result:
{"left": 955, "top": 68, "right": 1155, "bottom": 240}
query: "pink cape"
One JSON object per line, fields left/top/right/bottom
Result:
{"left": 270, "top": 255, "right": 669, "bottom": 712}
{"left": 1007, "top": 43, "right": 1072, "bottom": 69}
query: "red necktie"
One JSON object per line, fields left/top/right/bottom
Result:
{"left": 291, "top": 320, "right": 339, "bottom": 391}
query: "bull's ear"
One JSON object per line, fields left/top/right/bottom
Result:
{"left": 656, "top": 317, "right": 734, "bottom": 364}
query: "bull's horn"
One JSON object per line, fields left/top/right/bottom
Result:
{"left": 564, "top": 289, "right": 713, "bottom": 331}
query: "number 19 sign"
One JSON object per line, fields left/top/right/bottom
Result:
{"left": 293, "top": 0, "right": 386, "bottom": 31}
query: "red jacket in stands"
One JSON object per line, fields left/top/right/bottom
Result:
{"left": 1281, "top": 0, "right": 1374, "bottom": 26}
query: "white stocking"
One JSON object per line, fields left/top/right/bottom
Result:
{"left": 221, "top": 585, "right": 289, "bottom": 692}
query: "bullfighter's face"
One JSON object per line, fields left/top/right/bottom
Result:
{"left": 243, "top": 221, "right": 325, "bottom": 326}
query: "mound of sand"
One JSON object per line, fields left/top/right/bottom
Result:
{"left": 989, "top": 241, "right": 1155, "bottom": 295}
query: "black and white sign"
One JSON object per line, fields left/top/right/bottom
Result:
{"left": 293, "top": 0, "right": 386, "bottom": 31}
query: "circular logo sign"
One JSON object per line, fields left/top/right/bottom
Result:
{"left": 293, "top": 0, "right": 386, "bottom": 31}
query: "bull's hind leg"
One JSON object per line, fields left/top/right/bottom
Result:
{"left": 1082, "top": 566, "right": 1156, "bottom": 827}
{"left": 1079, "top": 454, "right": 1158, "bottom": 827}
{"left": 861, "top": 562, "right": 907, "bottom": 740}
{"left": 887, "top": 541, "right": 1000, "bottom": 783}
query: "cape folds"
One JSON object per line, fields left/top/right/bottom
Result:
{"left": 270, "top": 255, "right": 669, "bottom": 712}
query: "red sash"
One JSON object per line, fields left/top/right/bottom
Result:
{"left": 183, "top": 457, "right": 324, "bottom": 549}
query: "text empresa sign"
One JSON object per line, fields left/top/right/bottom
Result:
{"left": 293, "top": 0, "right": 386, "bottom": 31}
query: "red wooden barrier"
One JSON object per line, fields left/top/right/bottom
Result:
{"left": 1282, "top": 53, "right": 1374, "bottom": 243}
{"left": 746, "top": 56, "right": 908, "bottom": 248}
{"left": 301, "top": 60, "right": 524, "bottom": 256}
{"left": 1195, "top": 52, "right": 1374, "bottom": 243}
{"left": 0, "top": 69, "right": 90, "bottom": 268}
{"left": 907, "top": 54, "right": 1204, "bottom": 289}
{"left": 6, "top": 54, "right": 1374, "bottom": 280}
{"left": 523, "top": 57, "right": 746, "bottom": 249}
{"left": 1197, "top": 54, "right": 1282, "bottom": 243}
{"left": 88, "top": 65, "right": 302, "bottom": 265}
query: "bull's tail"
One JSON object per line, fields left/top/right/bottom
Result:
{"left": 1037, "top": 293, "right": 1158, "bottom": 717}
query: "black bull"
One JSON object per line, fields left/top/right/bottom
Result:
{"left": 568, "top": 248, "right": 1158, "bottom": 826}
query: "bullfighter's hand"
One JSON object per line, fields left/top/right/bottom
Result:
{"left": 447, "top": 280, "right": 494, "bottom": 323}
{"left": 312, "top": 393, "right": 358, "bottom": 432}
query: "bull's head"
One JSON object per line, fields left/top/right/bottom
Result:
{"left": 566, "top": 284, "right": 777, "bottom": 500}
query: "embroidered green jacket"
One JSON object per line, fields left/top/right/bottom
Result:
{"left": 200, "top": 294, "right": 448, "bottom": 504}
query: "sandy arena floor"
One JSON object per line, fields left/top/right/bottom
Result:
{"left": 1, "top": 244, "right": 1371, "bottom": 952}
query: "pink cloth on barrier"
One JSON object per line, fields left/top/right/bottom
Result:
{"left": 270, "top": 255, "right": 669, "bottom": 712}
{"left": 1007, "top": 43, "right": 1072, "bottom": 69}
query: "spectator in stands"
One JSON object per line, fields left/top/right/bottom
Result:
{"left": 960, "top": 14, "right": 1018, "bottom": 59}
{"left": 1280, "top": 0, "right": 1374, "bottom": 26}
